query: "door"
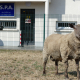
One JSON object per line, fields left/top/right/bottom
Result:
{"left": 20, "top": 9, "right": 35, "bottom": 46}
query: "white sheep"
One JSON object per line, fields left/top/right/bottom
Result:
{"left": 43, "top": 24, "right": 80, "bottom": 80}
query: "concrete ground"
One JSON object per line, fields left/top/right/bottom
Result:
{"left": 0, "top": 45, "right": 43, "bottom": 51}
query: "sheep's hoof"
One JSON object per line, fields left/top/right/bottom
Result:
{"left": 42, "top": 74, "right": 46, "bottom": 76}
{"left": 55, "top": 73, "right": 59, "bottom": 75}
{"left": 43, "top": 71, "right": 46, "bottom": 75}
{"left": 64, "top": 78, "right": 69, "bottom": 80}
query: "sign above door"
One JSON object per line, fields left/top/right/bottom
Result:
{"left": 0, "top": 3, "right": 14, "bottom": 17}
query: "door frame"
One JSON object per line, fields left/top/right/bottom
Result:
{"left": 20, "top": 9, "right": 35, "bottom": 46}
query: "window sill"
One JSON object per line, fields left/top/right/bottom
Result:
{"left": 54, "top": 29, "right": 73, "bottom": 32}
{"left": 0, "top": 29, "right": 19, "bottom": 32}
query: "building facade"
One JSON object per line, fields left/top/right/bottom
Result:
{"left": 0, "top": 0, "right": 80, "bottom": 47}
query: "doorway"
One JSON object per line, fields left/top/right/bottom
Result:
{"left": 20, "top": 9, "right": 35, "bottom": 46}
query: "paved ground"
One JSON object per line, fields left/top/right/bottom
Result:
{"left": 0, "top": 45, "right": 43, "bottom": 51}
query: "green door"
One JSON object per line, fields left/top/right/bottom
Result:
{"left": 20, "top": 9, "right": 35, "bottom": 46}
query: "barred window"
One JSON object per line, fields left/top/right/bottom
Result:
{"left": 56, "top": 21, "right": 77, "bottom": 30}
{"left": 0, "top": 21, "right": 16, "bottom": 29}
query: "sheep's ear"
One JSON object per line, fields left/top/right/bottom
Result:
{"left": 69, "top": 24, "right": 76, "bottom": 29}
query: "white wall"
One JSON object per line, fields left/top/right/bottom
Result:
{"left": 0, "top": 0, "right": 80, "bottom": 47}
{"left": 15, "top": 2, "right": 45, "bottom": 47}
{"left": 0, "top": 31, "right": 19, "bottom": 46}
{"left": 49, "top": 0, "right": 80, "bottom": 14}
{"left": 0, "top": 3, "right": 20, "bottom": 46}
{"left": 0, "top": 2, "right": 45, "bottom": 47}
{"left": 65, "top": 0, "right": 80, "bottom": 14}
{"left": 49, "top": 0, "right": 65, "bottom": 14}
{"left": 48, "top": 0, "right": 80, "bottom": 36}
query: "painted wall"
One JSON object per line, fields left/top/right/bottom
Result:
{"left": 0, "top": 0, "right": 80, "bottom": 47}
{"left": 15, "top": 2, "right": 45, "bottom": 46}
{"left": 0, "top": 2, "right": 45, "bottom": 46}
{"left": 0, "top": 31, "right": 19, "bottom": 46}
{"left": 49, "top": 0, "right": 80, "bottom": 36}
{"left": 65, "top": 0, "right": 80, "bottom": 14}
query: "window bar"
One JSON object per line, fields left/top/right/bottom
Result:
{"left": 5, "top": 22, "right": 6, "bottom": 27}
{"left": 4, "top": 22, "right": 5, "bottom": 28}
{"left": 5, "top": 22, "right": 7, "bottom": 27}
{"left": 3, "top": 22, "right": 4, "bottom": 28}
{"left": 10, "top": 22, "right": 11, "bottom": 27}
{"left": 9, "top": 22, "right": 10, "bottom": 27}
{"left": 64, "top": 22, "right": 65, "bottom": 27}
{"left": 11, "top": 22, "right": 12, "bottom": 27}
{"left": 2, "top": 22, "right": 3, "bottom": 26}
{"left": 15, "top": 22, "right": 16, "bottom": 27}
{"left": 7, "top": 22, "right": 8, "bottom": 27}
{"left": 12, "top": 22, "right": 13, "bottom": 27}
{"left": 0, "top": 22, "right": 1, "bottom": 25}
{"left": 62, "top": 23, "right": 63, "bottom": 27}
{"left": 0, "top": 22, "right": 2, "bottom": 26}
{"left": 13, "top": 22, "right": 14, "bottom": 27}
{"left": 65, "top": 23, "right": 66, "bottom": 27}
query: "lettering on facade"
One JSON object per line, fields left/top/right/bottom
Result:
{"left": 0, "top": 5, "right": 13, "bottom": 10}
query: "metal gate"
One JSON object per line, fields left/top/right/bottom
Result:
{"left": 20, "top": 9, "right": 35, "bottom": 46}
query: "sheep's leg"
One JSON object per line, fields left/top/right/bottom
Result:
{"left": 43, "top": 55, "right": 48, "bottom": 74}
{"left": 64, "top": 60, "right": 69, "bottom": 79}
{"left": 75, "top": 59, "right": 80, "bottom": 80}
{"left": 55, "top": 60, "right": 58, "bottom": 75}
{"left": 43, "top": 61, "right": 47, "bottom": 74}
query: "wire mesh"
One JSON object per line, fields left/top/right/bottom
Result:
{"left": 0, "top": 14, "right": 80, "bottom": 50}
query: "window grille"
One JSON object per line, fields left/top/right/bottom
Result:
{"left": 0, "top": 21, "right": 16, "bottom": 29}
{"left": 56, "top": 21, "right": 77, "bottom": 30}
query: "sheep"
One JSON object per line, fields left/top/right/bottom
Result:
{"left": 43, "top": 24, "right": 80, "bottom": 80}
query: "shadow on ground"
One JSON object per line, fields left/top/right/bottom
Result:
{"left": 55, "top": 71, "right": 78, "bottom": 77}
{"left": 68, "top": 71, "right": 77, "bottom": 77}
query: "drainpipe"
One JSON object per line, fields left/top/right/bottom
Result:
{"left": 43, "top": 14, "right": 45, "bottom": 45}
{"left": 45, "top": 0, "right": 49, "bottom": 38}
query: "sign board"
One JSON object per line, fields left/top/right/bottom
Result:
{"left": 0, "top": 3, "right": 14, "bottom": 17}
{"left": 25, "top": 18, "right": 31, "bottom": 23}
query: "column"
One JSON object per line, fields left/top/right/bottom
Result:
{"left": 45, "top": 0, "right": 49, "bottom": 38}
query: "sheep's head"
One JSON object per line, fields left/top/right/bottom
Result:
{"left": 69, "top": 24, "right": 80, "bottom": 39}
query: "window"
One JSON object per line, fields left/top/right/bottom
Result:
{"left": 0, "top": 21, "right": 16, "bottom": 29}
{"left": 56, "top": 21, "right": 77, "bottom": 30}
